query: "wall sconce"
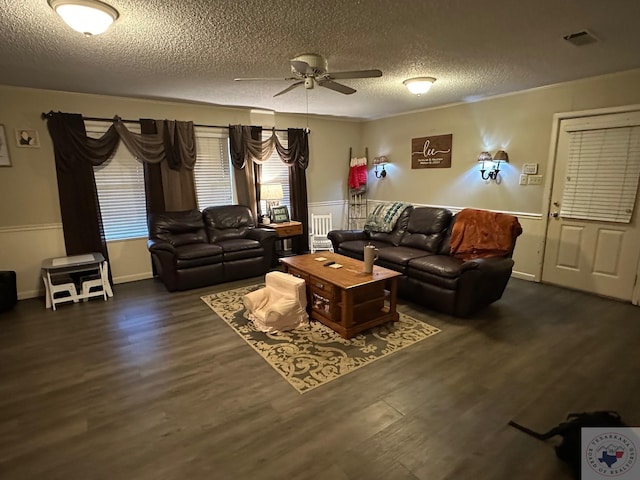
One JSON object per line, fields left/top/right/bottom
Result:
{"left": 478, "top": 150, "right": 509, "bottom": 181}
{"left": 373, "top": 156, "right": 389, "bottom": 178}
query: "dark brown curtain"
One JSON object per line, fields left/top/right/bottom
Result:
{"left": 283, "top": 129, "right": 310, "bottom": 253}
{"left": 229, "top": 125, "right": 262, "bottom": 220}
{"left": 142, "top": 119, "right": 165, "bottom": 215}
{"left": 45, "top": 112, "right": 115, "bottom": 275}
{"left": 251, "top": 126, "right": 262, "bottom": 220}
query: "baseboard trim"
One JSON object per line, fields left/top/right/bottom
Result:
{"left": 113, "top": 272, "right": 153, "bottom": 284}
{"left": 512, "top": 271, "right": 537, "bottom": 282}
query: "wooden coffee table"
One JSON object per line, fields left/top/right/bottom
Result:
{"left": 280, "top": 253, "right": 401, "bottom": 339}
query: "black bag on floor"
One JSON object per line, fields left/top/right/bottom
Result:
{"left": 0, "top": 271, "right": 17, "bottom": 313}
{"left": 508, "top": 411, "right": 626, "bottom": 478}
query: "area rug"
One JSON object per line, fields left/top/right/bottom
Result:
{"left": 201, "top": 284, "right": 441, "bottom": 393}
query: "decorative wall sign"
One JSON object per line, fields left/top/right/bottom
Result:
{"left": 411, "top": 134, "right": 452, "bottom": 169}
{"left": 15, "top": 128, "right": 40, "bottom": 148}
{"left": 0, "top": 125, "right": 11, "bottom": 166}
{"left": 271, "top": 205, "right": 290, "bottom": 223}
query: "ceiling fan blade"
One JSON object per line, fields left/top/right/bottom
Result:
{"left": 327, "top": 69, "right": 383, "bottom": 80}
{"left": 291, "top": 60, "right": 312, "bottom": 75}
{"left": 274, "top": 81, "right": 304, "bottom": 97}
{"left": 234, "top": 77, "right": 297, "bottom": 81}
{"left": 317, "top": 80, "right": 356, "bottom": 95}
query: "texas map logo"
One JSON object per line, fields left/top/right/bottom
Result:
{"left": 586, "top": 432, "right": 637, "bottom": 477}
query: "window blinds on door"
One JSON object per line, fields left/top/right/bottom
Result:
{"left": 561, "top": 126, "right": 640, "bottom": 223}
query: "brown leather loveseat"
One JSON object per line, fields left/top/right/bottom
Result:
{"left": 147, "top": 205, "right": 278, "bottom": 291}
{"left": 327, "top": 205, "right": 522, "bottom": 317}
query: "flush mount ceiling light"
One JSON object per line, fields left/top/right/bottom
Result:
{"left": 403, "top": 77, "right": 436, "bottom": 95}
{"left": 49, "top": 0, "right": 119, "bottom": 36}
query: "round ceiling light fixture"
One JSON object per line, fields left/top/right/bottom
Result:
{"left": 403, "top": 77, "right": 436, "bottom": 95}
{"left": 49, "top": 0, "right": 119, "bottom": 36}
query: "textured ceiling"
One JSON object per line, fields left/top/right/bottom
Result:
{"left": 1, "top": 0, "right": 640, "bottom": 119}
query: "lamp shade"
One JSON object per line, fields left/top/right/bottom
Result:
{"left": 403, "top": 77, "right": 436, "bottom": 95}
{"left": 260, "top": 183, "right": 283, "bottom": 201}
{"left": 49, "top": 0, "right": 119, "bottom": 36}
{"left": 493, "top": 150, "right": 509, "bottom": 162}
{"left": 373, "top": 155, "right": 389, "bottom": 165}
{"left": 478, "top": 151, "right": 492, "bottom": 163}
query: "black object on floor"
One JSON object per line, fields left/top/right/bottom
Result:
{"left": 0, "top": 270, "right": 18, "bottom": 313}
{"left": 508, "top": 411, "right": 627, "bottom": 479}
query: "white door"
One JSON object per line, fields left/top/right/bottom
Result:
{"left": 542, "top": 111, "right": 640, "bottom": 301}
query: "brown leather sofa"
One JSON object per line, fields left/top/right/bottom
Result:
{"left": 147, "top": 205, "right": 278, "bottom": 291}
{"left": 327, "top": 206, "right": 521, "bottom": 317}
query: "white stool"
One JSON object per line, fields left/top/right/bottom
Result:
{"left": 81, "top": 261, "right": 109, "bottom": 302}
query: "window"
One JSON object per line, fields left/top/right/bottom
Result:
{"left": 194, "top": 128, "right": 233, "bottom": 209}
{"left": 562, "top": 126, "right": 640, "bottom": 223}
{"left": 260, "top": 131, "right": 290, "bottom": 214}
{"left": 90, "top": 122, "right": 234, "bottom": 241}
{"left": 89, "top": 122, "right": 148, "bottom": 241}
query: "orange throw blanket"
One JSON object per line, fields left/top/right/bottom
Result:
{"left": 450, "top": 209, "right": 523, "bottom": 260}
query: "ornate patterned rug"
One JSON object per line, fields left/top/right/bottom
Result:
{"left": 201, "top": 284, "right": 441, "bottom": 393}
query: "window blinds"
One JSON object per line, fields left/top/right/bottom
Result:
{"left": 260, "top": 131, "right": 290, "bottom": 211}
{"left": 561, "top": 126, "right": 640, "bottom": 223}
{"left": 89, "top": 123, "right": 149, "bottom": 240}
{"left": 194, "top": 129, "right": 233, "bottom": 209}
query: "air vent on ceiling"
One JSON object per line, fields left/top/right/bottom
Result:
{"left": 563, "top": 30, "right": 598, "bottom": 46}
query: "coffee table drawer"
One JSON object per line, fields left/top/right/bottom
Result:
{"left": 287, "top": 267, "right": 309, "bottom": 283}
{"left": 309, "top": 275, "right": 334, "bottom": 297}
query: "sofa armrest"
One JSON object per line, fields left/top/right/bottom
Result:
{"left": 463, "top": 256, "right": 515, "bottom": 273}
{"left": 327, "top": 230, "right": 368, "bottom": 251}
{"left": 247, "top": 227, "right": 278, "bottom": 243}
{"left": 147, "top": 239, "right": 176, "bottom": 254}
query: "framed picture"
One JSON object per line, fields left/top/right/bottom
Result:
{"left": 0, "top": 125, "right": 11, "bottom": 167}
{"left": 271, "top": 205, "right": 290, "bottom": 223}
{"left": 15, "top": 128, "right": 40, "bottom": 148}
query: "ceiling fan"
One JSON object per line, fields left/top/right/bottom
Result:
{"left": 234, "top": 53, "right": 383, "bottom": 97}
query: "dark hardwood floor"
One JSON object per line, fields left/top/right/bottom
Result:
{"left": 1, "top": 276, "right": 638, "bottom": 479}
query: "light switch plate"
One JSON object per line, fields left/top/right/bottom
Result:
{"left": 519, "top": 174, "right": 528, "bottom": 185}
{"left": 528, "top": 175, "right": 543, "bottom": 185}
{"left": 523, "top": 163, "right": 538, "bottom": 175}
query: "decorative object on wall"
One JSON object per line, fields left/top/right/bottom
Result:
{"left": 478, "top": 150, "right": 509, "bottom": 181}
{"left": 270, "top": 205, "right": 290, "bottom": 223}
{"left": 373, "top": 155, "right": 389, "bottom": 178}
{"left": 403, "top": 77, "right": 436, "bottom": 95}
{"left": 15, "top": 128, "right": 40, "bottom": 148}
{"left": 260, "top": 183, "right": 283, "bottom": 218}
{"left": 0, "top": 125, "right": 11, "bottom": 167}
{"left": 411, "top": 134, "right": 452, "bottom": 169}
{"left": 48, "top": 0, "right": 119, "bottom": 36}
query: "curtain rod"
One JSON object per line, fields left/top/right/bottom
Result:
{"left": 40, "top": 112, "right": 310, "bottom": 134}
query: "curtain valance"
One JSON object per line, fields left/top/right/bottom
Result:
{"left": 229, "top": 124, "right": 309, "bottom": 170}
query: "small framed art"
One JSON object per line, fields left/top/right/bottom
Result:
{"left": 271, "top": 205, "right": 290, "bottom": 223}
{"left": 0, "top": 125, "right": 11, "bottom": 166}
{"left": 15, "top": 128, "right": 40, "bottom": 148}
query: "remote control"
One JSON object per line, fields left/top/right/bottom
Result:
{"left": 323, "top": 261, "right": 335, "bottom": 266}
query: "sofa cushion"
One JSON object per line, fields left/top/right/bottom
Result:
{"left": 203, "top": 205, "right": 256, "bottom": 243}
{"left": 217, "top": 238, "right": 264, "bottom": 261}
{"left": 148, "top": 209, "right": 208, "bottom": 246}
{"left": 174, "top": 243, "right": 223, "bottom": 269}
{"left": 377, "top": 246, "right": 433, "bottom": 266}
{"left": 408, "top": 255, "right": 478, "bottom": 279}
{"left": 338, "top": 239, "right": 394, "bottom": 259}
{"left": 367, "top": 206, "right": 413, "bottom": 246}
{"left": 400, "top": 207, "right": 453, "bottom": 253}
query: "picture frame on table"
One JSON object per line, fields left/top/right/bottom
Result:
{"left": 15, "top": 128, "right": 40, "bottom": 148}
{"left": 271, "top": 205, "right": 290, "bottom": 223}
{"left": 0, "top": 125, "right": 11, "bottom": 167}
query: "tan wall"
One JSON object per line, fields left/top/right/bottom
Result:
{"left": 0, "top": 86, "right": 361, "bottom": 298}
{"left": 361, "top": 69, "right": 640, "bottom": 279}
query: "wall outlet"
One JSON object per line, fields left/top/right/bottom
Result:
{"left": 528, "top": 174, "right": 543, "bottom": 185}
{"left": 523, "top": 163, "right": 538, "bottom": 175}
{"left": 519, "top": 174, "right": 528, "bottom": 185}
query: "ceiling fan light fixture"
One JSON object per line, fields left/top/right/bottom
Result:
{"left": 403, "top": 77, "right": 436, "bottom": 95}
{"left": 49, "top": 0, "right": 119, "bottom": 36}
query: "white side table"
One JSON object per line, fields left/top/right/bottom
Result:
{"left": 41, "top": 253, "right": 113, "bottom": 310}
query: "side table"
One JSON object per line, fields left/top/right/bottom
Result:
{"left": 260, "top": 221, "right": 303, "bottom": 256}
